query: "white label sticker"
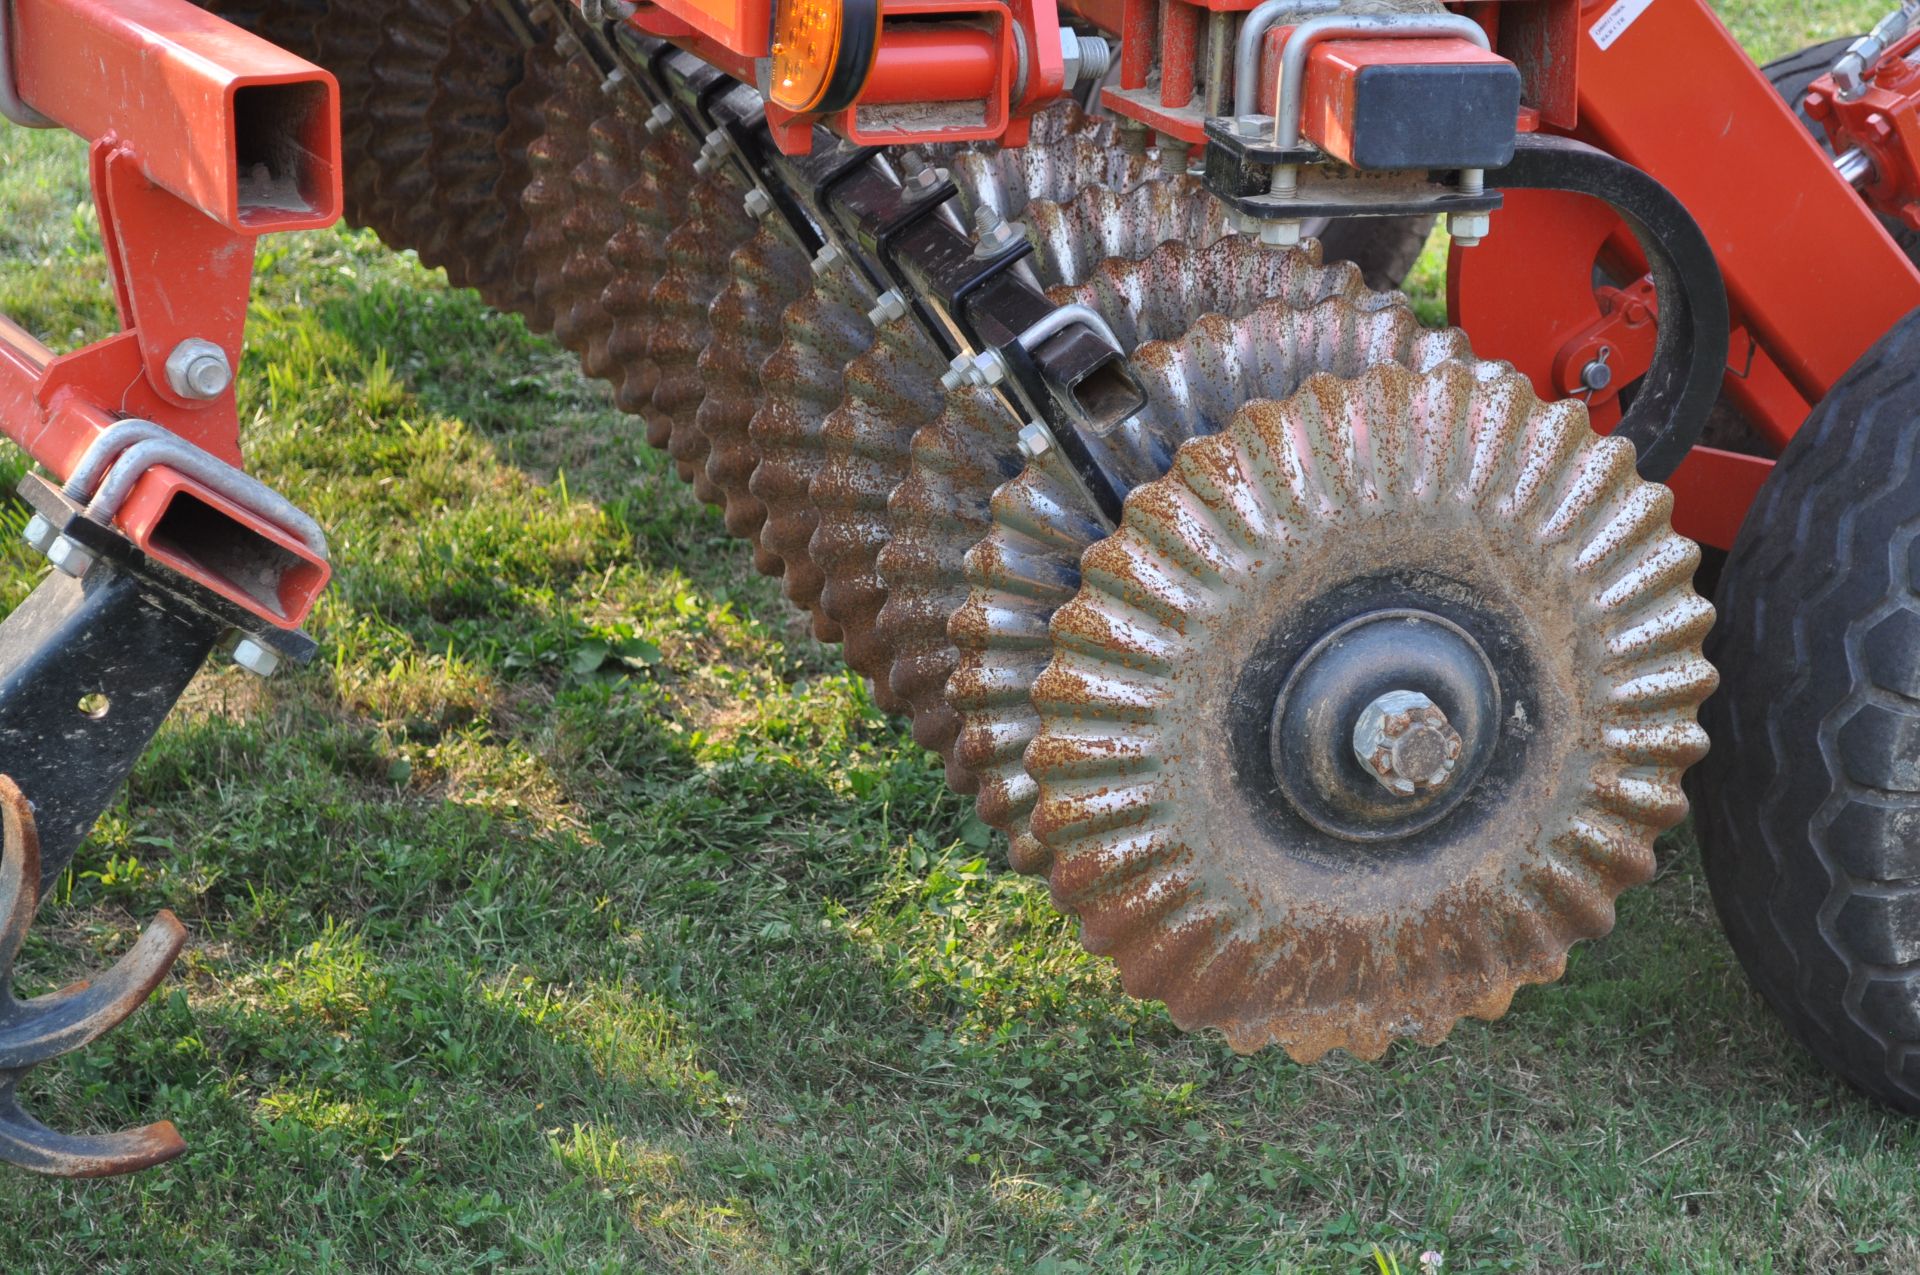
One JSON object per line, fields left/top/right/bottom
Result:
{"left": 1589, "top": 0, "right": 1656, "bottom": 50}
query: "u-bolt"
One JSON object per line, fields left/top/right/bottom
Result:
{"left": 1266, "top": 13, "right": 1492, "bottom": 199}
{"left": 1232, "top": 0, "right": 1342, "bottom": 120}
{"left": 945, "top": 303, "right": 1126, "bottom": 390}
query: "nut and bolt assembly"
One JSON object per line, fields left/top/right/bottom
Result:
{"left": 20, "top": 513, "right": 55, "bottom": 556}
{"left": 1352, "top": 689, "right": 1465, "bottom": 797}
{"left": 1060, "top": 28, "right": 1112, "bottom": 88}
{"left": 232, "top": 638, "right": 281, "bottom": 679}
{"left": 1016, "top": 421, "right": 1055, "bottom": 460}
{"left": 810, "top": 242, "right": 845, "bottom": 275}
{"left": 45, "top": 535, "right": 94, "bottom": 579}
{"left": 866, "top": 289, "right": 909, "bottom": 327}
{"left": 164, "top": 338, "right": 232, "bottom": 401}
{"left": 971, "top": 205, "right": 1027, "bottom": 259}
{"left": 897, "top": 151, "right": 947, "bottom": 202}
{"left": 1447, "top": 169, "right": 1492, "bottom": 247}
{"left": 692, "top": 128, "right": 727, "bottom": 175}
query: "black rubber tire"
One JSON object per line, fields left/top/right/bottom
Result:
{"left": 1691, "top": 305, "right": 1920, "bottom": 1112}
{"left": 1763, "top": 37, "right": 1920, "bottom": 264}
{"left": 1763, "top": 36, "right": 1858, "bottom": 114}
{"left": 1318, "top": 215, "right": 1435, "bottom": 291}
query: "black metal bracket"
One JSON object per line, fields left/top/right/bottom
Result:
{"left": 2, "top": 475, "right": 318, "bottom": 888}
{"left": 0, "top": 570, "right": 220, "bottom": 892}
{"left": 1201, "top": 115, "right": 1503, "bottom": 223}
{"left": 1487, "top": 134, "right": 1729, "bottom": 482}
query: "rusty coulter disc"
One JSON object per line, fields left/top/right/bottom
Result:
{"left": 1026, "top": 361, "right": 1716, "bottom": 1061}
{"left": 947, "top": 277, "right": 1472, "bottom": 875}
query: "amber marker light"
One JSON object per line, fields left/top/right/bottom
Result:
{"left": 769, "top": 0, "right": 880, "bottom": 113}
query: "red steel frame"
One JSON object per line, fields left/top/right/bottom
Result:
{"left": 646, "top": 0, "right": 1920, "bottom": 551}
{"left": 0, "top": 0, "right": 341, "bottom": 625}
{"left": 1054, "top": 0, "right": 1920, "bottom": 549}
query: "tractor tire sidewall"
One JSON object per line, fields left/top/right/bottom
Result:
{"left": 1693, "top": 305, "right": 1920, "bottom": 1112}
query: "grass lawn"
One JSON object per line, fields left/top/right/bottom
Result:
{"left": 0, "top": 4, "right": 1911, "bottom": 1270}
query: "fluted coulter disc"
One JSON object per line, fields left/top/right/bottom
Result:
{"left": 1026, "top": 361, "right": 1718, "bottom": 1060}
{"left": 947, "top": 273, "right": 1470, "bottom": 874}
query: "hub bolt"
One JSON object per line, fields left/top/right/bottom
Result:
{"left": 1352, "top": 689, "right": 1464, "bottom": 797}
{"left": 645, "top": 103, "right": 674, "bottom": 136}
{"left": 164, "top": 338, "right": 232, "bottom": 401}
{"left": 743, "top": 188, "right": 774, "bottom": 219}
{"left": 1579, "top": 348, "right": 1613, "bottom": 394}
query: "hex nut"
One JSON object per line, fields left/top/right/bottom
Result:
{"left": 1016, "top": 422, "right": 1054, "bottom": 461}
{"left": 164, "top": 338, "right": 233, "bottom": 401}
{"left": 971, "top": 348, "right": 1010, "bottom": 387}
{"left": 1257, "top": 219, "right": 1304, "bottom": 248}
{"left": 811, "top": 243, "right": 845, "bottom": 276}
{"left": 1448, "top": 211, "right": 1493, "bottom": 247}
{"left": 21, "top": 514, "right": 54, "bottom": 555}
{"left": 46, "top": 536, "right": 94, "bottom": 579}
{"left": 233, "top": 638, "right": 281, "bottom": 679}
{"left": 1352, "top": 689, "right": 1465, "bottom": 797}
{"left": 866, "top": 289, "right": 908, "bottom": 327}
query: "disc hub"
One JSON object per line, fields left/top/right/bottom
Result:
{"left": 1267, "top": 607, "right": 1500, "bottom": 843}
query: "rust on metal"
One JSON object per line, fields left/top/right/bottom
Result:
{"left": 810, "top": 310, "right": 949, "bottom": 713}
{"left": 311, "top": 0, "right": 391, "bottom": 229}
{"left": 554, "top": 95, "right": 658, "bottom": 383}
{"left": 947, "top": 243, "right": 1444, "bottom": 874}
{"left": 0, "top": 778, "right": 189, "bottom": 1179}
{"left": 420, "top": 1, "right": 541, "bottom": 305}
{"left": 363, "top": 0, "right": 468, "bottom": 264}
{"left": 876, "top": 384, "right": 1026, "bottom": 790}
{"left": 651, "top": 172, "right": 756, "bottom": 506}
{"left": 495, "top": 40, "right": 566, "bottom": 324}
{"left": 521, "top": 53, "right": 607, "bottom": 350}
{"left": 1026, "top": 361, "right": 1715, "bottom": 1060}
{"left": 748, "top": 266, "right": 876, "bottom": 641}
{"left": 698, "top": 224, "right": 812, "bottom": 578}
{"left": 603, "top": 127, "right": 697, "bottom": 435}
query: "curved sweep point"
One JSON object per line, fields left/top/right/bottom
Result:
{"left": 0, "top": 1086, "right": 185, "bottom": 1178}
{"left": 0, "top": 777, "right": 189, "bottom": 1177}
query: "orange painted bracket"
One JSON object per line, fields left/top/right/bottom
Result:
{"left": 12, "top": 0, "right": 341, "bottom": 231}
{"left": 0, "top": 0, "right": 340, "bottom": 629}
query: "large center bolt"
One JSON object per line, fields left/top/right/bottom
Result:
{"left": 1352, "top": 689, "right": 1464, "bottom": 797}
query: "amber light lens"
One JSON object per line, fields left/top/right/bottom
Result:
{"left": 770, "top": 0, "right": 845, "bottom": 111}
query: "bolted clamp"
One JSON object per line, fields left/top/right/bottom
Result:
{"left": 940, "top": 303, "right": 1125, "bottom": 391}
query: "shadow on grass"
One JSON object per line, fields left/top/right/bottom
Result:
{"left": 6, "top": 241, "right": 1920, "bottom": 1271}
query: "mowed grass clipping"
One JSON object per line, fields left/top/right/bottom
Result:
{"left": 0, "top": 5, "right": 1912, "bottom": 1271}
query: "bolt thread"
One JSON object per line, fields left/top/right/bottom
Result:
{"left": 1076, "top": 35, "right": 1112, "bottom": 83}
